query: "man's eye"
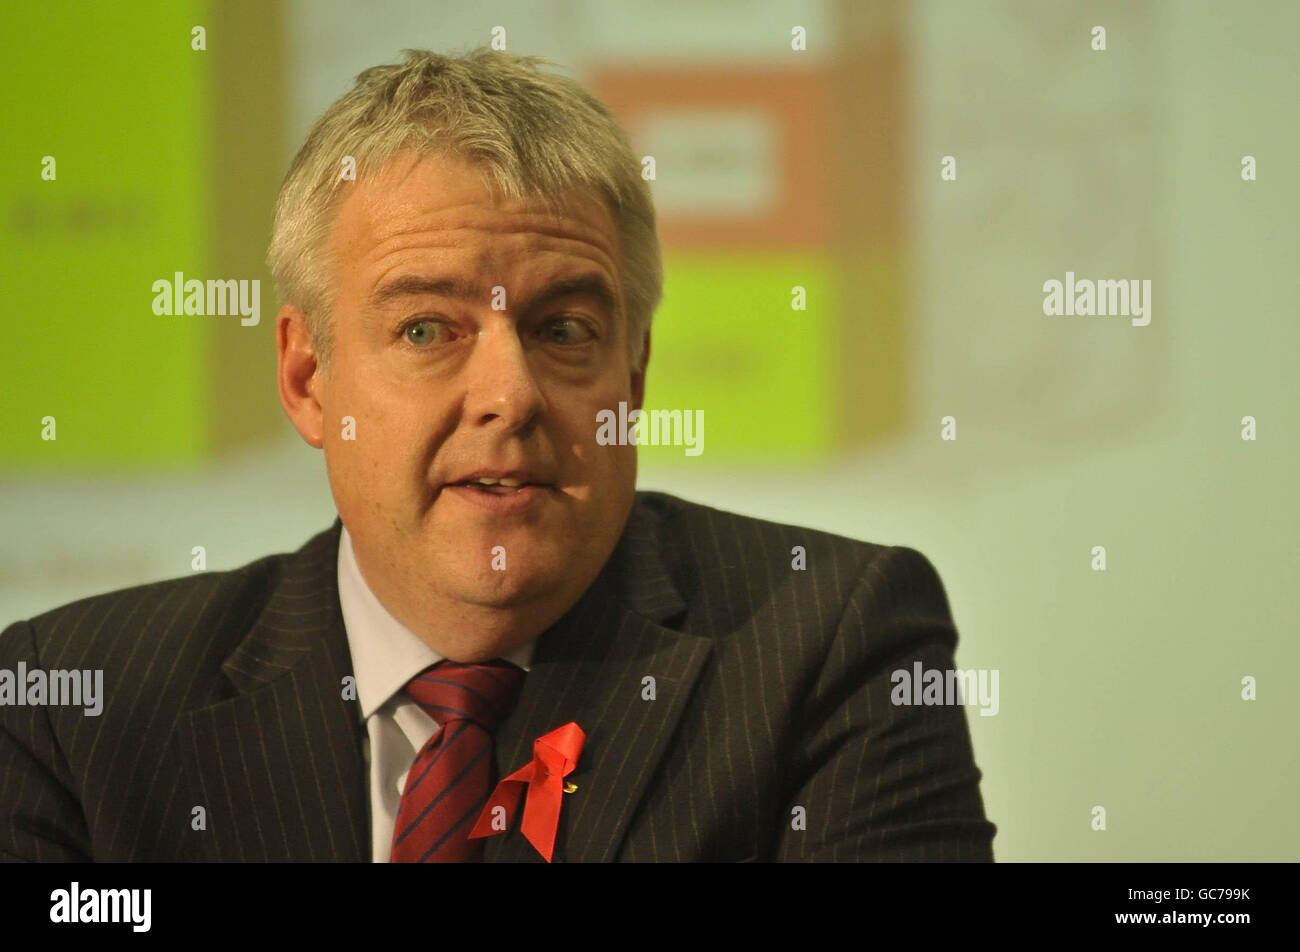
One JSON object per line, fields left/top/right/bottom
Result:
{"left": 402, "top": 319, "right": 449, "bottom": 346}
{"left": 539, "top": 317, "right": 595, "bottom": 345}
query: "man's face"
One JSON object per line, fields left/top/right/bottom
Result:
{"left": 289, "top": 151, "right": 642, "bottom": 660}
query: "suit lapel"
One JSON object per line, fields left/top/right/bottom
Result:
{"left": 485, "top": 500, "right": 712, "bottom": 863}
{"left": 173, "top": 521, "right": 369, "bottom": 862}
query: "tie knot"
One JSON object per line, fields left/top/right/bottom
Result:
{"left": 404, "top": 660, "right": 525, "bottom": 731}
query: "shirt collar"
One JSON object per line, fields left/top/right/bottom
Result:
{"left": 336, "top": 524, "right": 534, "bottom": 721}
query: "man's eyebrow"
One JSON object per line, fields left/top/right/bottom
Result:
{"left": 527, "top": 275, "right": 619, "bottom": 316}
{"left": 366, "top": 275, "right": 482, "bottom": 309}
{"left": 365, "top": 273, "right": 619, "bottom": 315}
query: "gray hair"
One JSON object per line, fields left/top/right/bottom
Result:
{"left": 267, "top": 47, "right": 660, "bottom": 371}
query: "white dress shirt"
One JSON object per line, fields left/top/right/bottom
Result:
{"left": 336, "top": 525, "right": 534, "bottom": 863}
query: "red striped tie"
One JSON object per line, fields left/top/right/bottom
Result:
{"left": 390, "top": 660, "right": 525, "bottom": 863}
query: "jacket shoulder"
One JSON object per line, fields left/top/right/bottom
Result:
{"left": 1, "top": 533, "right": 320, "bottom": 677}
{"left": 637, "top": 488, "right": 891, "bottom": 570}
{"left": 632, "top": 490, "right": 949, "bottom": 631}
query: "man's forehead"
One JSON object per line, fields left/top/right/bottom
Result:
{"left": 326, "top": 152, "right": 623, "bottom": 307}
{"left": 339, "top": 151, "right": 616, "bottom": 245}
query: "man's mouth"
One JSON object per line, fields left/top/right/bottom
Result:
{"left": 446, "top": 471, "right": 552, "bottom": 496}
{"left": 453, "top": 476, "right": 533, "bottom": 495}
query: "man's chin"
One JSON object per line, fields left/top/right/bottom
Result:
{"left": 447, "top": 570, "right": 558, "bottom": 611}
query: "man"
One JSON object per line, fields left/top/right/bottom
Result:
{"left": 0, "top": 48, "right": 995, "bottom": 862}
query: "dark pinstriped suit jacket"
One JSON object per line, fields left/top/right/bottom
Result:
{"left": 0, "top": 491, "right": 996, "bottom": 862}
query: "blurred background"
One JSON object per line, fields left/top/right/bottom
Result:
{"left": 2, "top": 0, "right": 1297, "bottom": 861}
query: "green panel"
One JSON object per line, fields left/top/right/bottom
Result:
{"left": 1, "top": 2, "right": 210, "bottom": 469}
{"left": 641, "top": 252, "right": 837, "bottom": 462}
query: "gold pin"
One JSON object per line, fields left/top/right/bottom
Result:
{"left": 563, "top": 781, "right": 579, "bottom": 794}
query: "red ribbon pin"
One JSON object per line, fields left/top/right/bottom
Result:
{"left": 469, "top": 721, "right": 586, "bottom": 862}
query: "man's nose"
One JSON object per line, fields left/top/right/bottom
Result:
{"left": 462, "top": 322, "right": 545, "bottom": 434}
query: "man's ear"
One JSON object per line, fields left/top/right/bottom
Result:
{"left": 631, "top": 331, "right": 650, "bottom": 411}
{"left": 276, "top": 304, "right": 325, "bottom": 449}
